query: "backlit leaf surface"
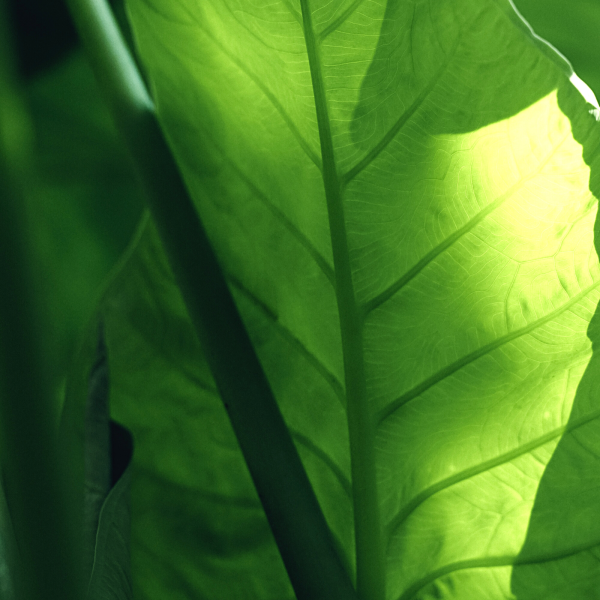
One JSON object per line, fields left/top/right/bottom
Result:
{"left": 99, "top": 0, "right": 600, "bottom": 598}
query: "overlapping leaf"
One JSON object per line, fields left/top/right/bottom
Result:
{"left": 514, "top": 0, "right": 600, "bottom": 101}
{"left": 99, "top": 0, "right": 600, "bottom": 598}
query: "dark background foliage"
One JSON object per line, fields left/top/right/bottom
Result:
{"left": 6, "top": 0, "right": 144, "bottom": 402}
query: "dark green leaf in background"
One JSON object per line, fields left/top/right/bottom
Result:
{"left": 84, "top": 324, "right": 112, "bottom": 581}
{"left": 85, "top": 420, "right": 133, "bottom": 600}
{"left": 24, "top": 50, "right": 144, "bottom": 396}
{"left": 82, "top": 323, "right": 134, "bottom": 600}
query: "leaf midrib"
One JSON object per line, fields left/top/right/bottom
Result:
{"left": 300, "top": 2, "right": 385, "bottom": 598}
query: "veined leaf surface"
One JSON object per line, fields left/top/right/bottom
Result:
{"left": 98, "top": 0, "right": 600, "bottom": 598}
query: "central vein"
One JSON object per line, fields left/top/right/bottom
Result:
{"left": 299, "top": 3, "right": 385, "bottom": 599}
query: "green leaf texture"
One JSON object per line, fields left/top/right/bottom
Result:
{"left": 85, "top": 421, "right": 133, "bottom": 600}
{"left": 98, "top": 0, "right": 600, "bottom": 598}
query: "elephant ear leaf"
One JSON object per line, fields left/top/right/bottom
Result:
{"left": 84, "top": 323, "right": 134, "bottom": 600}
{"left": 92, "top": 0, "right": 600, "bottom": 599}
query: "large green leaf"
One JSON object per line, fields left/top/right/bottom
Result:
{"left": 95, "top": 0, "right": 600, "bottom": 598}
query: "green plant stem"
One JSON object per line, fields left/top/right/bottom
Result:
{"left": 0, "top": 4, "right": 83, "bottom": 600}
{"left": 63, "top": 1, "right": 358, "bottom": 598}
{"left": 299, "top": 2, "right": 386, "bottom": 599}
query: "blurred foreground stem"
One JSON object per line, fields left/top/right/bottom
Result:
{"left": 0, "top": 3, "right": 83, "bottom": 599}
